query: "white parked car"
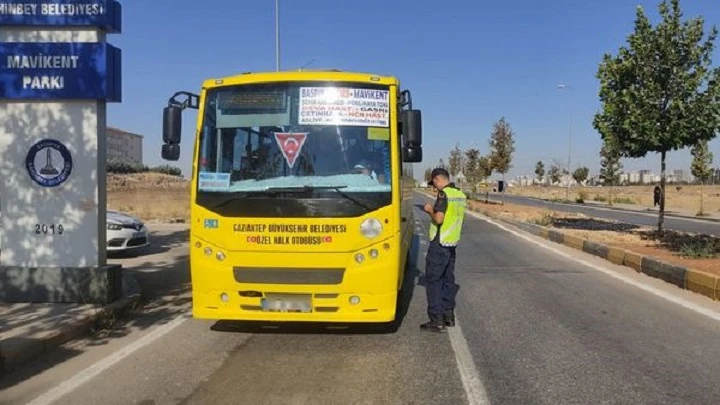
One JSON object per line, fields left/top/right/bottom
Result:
{"left": 107, "top": 210, "right": 150, "bottom": 252}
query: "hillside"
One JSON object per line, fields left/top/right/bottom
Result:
{"left": 107, "top": 172, "right": 189, "bottom": 191}
{"left": 107, "top": 173, "right": 189, "bottom": 222}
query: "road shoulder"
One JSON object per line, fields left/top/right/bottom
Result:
{"left": 0, "top": 272, "right": 142, "bottom": 375}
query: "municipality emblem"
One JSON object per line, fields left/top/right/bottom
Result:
{"left": 25, "top": 139, "right": 73, "bottom": 187}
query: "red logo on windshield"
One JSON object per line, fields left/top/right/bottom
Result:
{"left": 274, "top": 133, "right": 308, "bottom": 169}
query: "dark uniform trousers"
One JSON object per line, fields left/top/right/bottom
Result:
{"left": 425, "top": 235, "right": 459, "bottom": 320}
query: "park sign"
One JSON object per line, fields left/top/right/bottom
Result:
{"left": 0, "top": 0, "right": 125, "bottom": 302}
{"left": 0, "top": 0, "right": 121, "bottom": 32}
{"left": 0, "top": 42, "right": 121, "bottom": 101}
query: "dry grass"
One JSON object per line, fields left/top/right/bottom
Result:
{"left": 107, "top": 173, "right": 189, "bottom": 222}
{"left": 107, "top": 172, "right": 188, "bottom": 191}
{"left": 509, "top": 184, "right": 720, "bottom": 215}
{"left": 469, "top": 199, "right": 720, "bottom": 276}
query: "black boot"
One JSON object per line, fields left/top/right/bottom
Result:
{"left": 420, "top": 315, "right": 446, "bottom": 333}
{"left": 444, "top": 311, "right": 455, "bottom": 327}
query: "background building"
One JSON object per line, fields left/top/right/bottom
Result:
{"left": 107, "top": 126, "right": 143, "bottom": 164}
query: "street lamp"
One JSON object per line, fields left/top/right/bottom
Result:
{"left": 557, "top": 82, "right": 574, "bottom": 202}
{"left": 275, "top": 0, "right": 280, "bottom": 71}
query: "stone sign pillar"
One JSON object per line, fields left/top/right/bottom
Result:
{"left": 0, "top": 0, "right": 123, "bottom": 303}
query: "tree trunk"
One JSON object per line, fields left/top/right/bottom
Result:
{"left": 501, "top": 172, "right": 506, "bottom": 205}
{"left": 700, "top": 180, "right": 704, "bottom": 216}
{"left": 658, "top": 151, "right": 666, "bottom": 233}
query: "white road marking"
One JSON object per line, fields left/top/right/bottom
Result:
{"left": 448, "top": 320, "right": 491, "bottom": 405}
{"left": 467, "top": 211, "right": 720, "bottom": 323}
{"left": 418, "top": 192, "right": 720, "bottom": 322}
{"left": 416, "top": 191, "right": 719, "bottom": 404}
{"left": 26, "top": 314, "right": 189, "bottom": 405}
{"left": 414, "top": 205, "right": 491, "bottom": 405}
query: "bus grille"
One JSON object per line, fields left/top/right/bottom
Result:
{"left": 233, "top": 267, "right": 345, "bottom": 285}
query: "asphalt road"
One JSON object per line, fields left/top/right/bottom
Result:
{"left": 3, "top": 195, "right": 720, "bottom": 405}
{"left": 492, "top": 193, "right": 720, "bottom": 236}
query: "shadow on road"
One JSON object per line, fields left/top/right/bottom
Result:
{"left": 0, "top": 228, "right": 191, "bottom": 387}
{"left": 210, "top": 235, "right": 422, "bottom": 336}
{"left": 0, "top": 345, "right": 84, "bottom": 390}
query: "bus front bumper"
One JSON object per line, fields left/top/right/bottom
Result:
{"left": 193, "top": 290, "right": 398, "bottom": 323}
{"left": 190, "top": 239, "right": 403, "bottom": 323}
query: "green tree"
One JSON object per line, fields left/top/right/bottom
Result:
{"left": 478, "top": 155, "right": 493, "bottom": 182}
{"left": 424, "top": 167, "right": 433, "bottom": 184}
{"left": 107, "top": 160, "right": 149, "bottom": 174}
{"left": 489, "top": 117, "right": 516, "bottom": 204}
{"left": 534, "top": 161, "right": 545, "bottom": 184}
{"left": 464, "top": 148, "right": 481, "bottom": 193}
{"left": 690, "top": 140, "right": 714, "bottom": 215}
{"left": 448, "top": 143, "right": 465, "bottom": 178}
{"left": 572, "top": 166, "right": 590, "bottom": 185}
{"left": 593, "top": 0, "right": 720, "bottom": 231}
{"left": 599, "top": 137, "right": 623, "bottom": 205}
{"left": 549, "top": 163, "right": 562, "bottom": 185}
{"left": 150, "top": 164, "right": 182, "bottom": 177}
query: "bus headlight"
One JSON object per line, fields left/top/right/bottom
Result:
{"left": 360, "top": 218, "right": 382, "bottom": 239}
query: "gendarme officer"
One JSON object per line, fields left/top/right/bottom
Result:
{"left": 421, "top": 167, "right": 467, "bottom": 333}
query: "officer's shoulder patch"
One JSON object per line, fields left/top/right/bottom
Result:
{"left": 437, "top": 190, "right": 446, "bottom": 198}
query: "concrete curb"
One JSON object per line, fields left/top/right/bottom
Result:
{"left": 466, "top": 200, "right": 720, "bottom": 302}
{"left": 0, "top": 273, "right": 142, "bottom": 375}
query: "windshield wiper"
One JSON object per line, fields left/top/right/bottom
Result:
{"left": 208, "top": 187, "right": 328, "bottom": 209}
{"left": 211, "top": 197, "right": 243, "bottom": 209}
{"left": 208, "top": 186, "right": 373, "bottom": 211}
{"left": 264, "top": 185, "right": 346, "bottom": 193}
{"left": 265, "top": 185, "right": 372, "bottom": 210}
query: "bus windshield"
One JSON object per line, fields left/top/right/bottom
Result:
{"left": 197, "top": 82, "right": 393, "bottom": 194}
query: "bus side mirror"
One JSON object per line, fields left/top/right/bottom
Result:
{"left": 402, "top": 109, "right": 422, "bottom": 147}
{"left": 162, "top": 144, "right": 180, "bottom": 161}
{"left": 163, "top": 106, "right": 182, "bottom": 144}
{"left": 402, "top": 146, "right": 422, "bottom": 162}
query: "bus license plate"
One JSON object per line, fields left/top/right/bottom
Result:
{"left": 260, "top": 295, "right": 312, "bottom": 313}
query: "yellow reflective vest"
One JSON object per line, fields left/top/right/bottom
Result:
{"left": 428, "top": 186, "right": 467, "bottom": 247}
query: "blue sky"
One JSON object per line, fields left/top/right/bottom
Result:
{"left": 107, "top": 0, "right": 720, "bottom": 181}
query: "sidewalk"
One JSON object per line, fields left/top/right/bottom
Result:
{"left": 0, "top": 273, "right": 142, "bottom": 374}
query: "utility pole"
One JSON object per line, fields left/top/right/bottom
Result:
{"left": 275, "top": 0, "right": 280, "bottom": 71}
{"left": 557, "top": 82, "right": 574, "bottom": 202}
